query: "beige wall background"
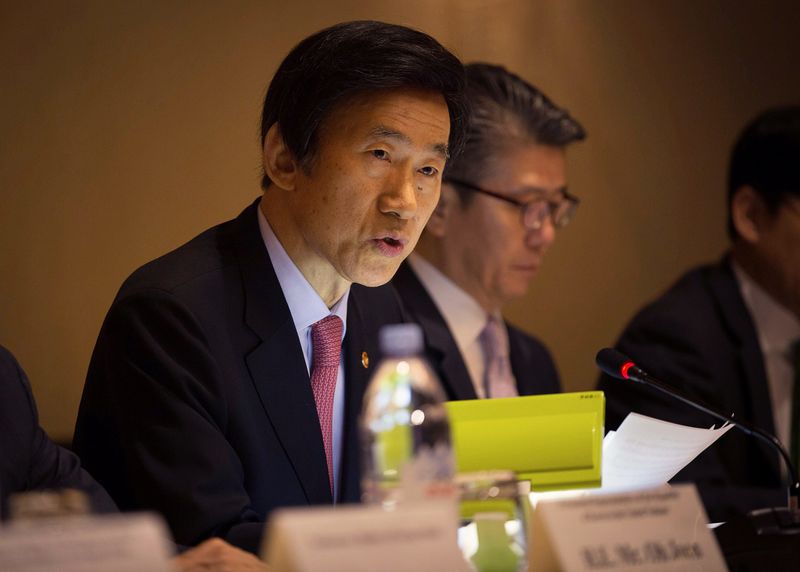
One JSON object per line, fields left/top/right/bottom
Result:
{"left": 2, "top": 1, "right": 799, "bottom": 441}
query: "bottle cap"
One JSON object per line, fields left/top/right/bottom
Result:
{"left": 379, "top": 323, "right": 423, "bottom": 356}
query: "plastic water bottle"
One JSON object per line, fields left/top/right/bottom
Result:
{"left": 360, "top": 323, "right": 454, "bottom": 507}
{"left": 470, "top": 512, "right": 520, "bottom": 572}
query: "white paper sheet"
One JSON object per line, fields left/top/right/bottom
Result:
{"left": 601, "top": 412, "right": 734, "bottom": 491}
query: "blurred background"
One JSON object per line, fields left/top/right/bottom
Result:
{"left": 1, "top": 0, "right": 799, "bottom": 441}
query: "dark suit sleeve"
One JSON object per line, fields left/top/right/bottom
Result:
{"left": 600, "top": 311, "right": 723, "bottom": 432}
{"left": 74, "top": 290, "right": 263, "bottom": 552}
{"left": 597, "top": 304, "right": 784, "bottom": 520}
{"left": 0, "top": 346, "right": 115, "bottom": 518}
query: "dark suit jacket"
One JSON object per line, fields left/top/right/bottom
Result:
{"left": 74, "top": 200, "right": 405, "bottom": 553}
{"left": 0, "top": 345, "right": 115, "bottom": 520}
{"left": 391, "top": 262, "right": 560, "bottom": 401}
{"left": 597, "top": 256, "right": 785, "bottom": 521}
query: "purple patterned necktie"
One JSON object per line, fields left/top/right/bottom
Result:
{"left": 310, "top": 315, "right": 343, "bottom": 494}
{"left": 480, "top": 316, "right": 518, "bottom": 399}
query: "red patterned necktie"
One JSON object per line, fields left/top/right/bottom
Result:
{"left": 480, "top": 316, "right": 518, "bottom": 399}
{"left": 310, "top": 314, "right": 343, "bottom": 494}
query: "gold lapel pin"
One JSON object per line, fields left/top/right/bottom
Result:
{"left": 361, "top": 351, "right": 369, "bottom": 369}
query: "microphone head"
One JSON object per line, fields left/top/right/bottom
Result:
{"left": 595, "top": 348, "right": 638, "bottom": 380}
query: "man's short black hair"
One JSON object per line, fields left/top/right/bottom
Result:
{"left": 444, "top": 62, "right": 586, "bottom": 202}
{"left": 727, "top": 106, "right": 800, "bottom": 239}
{"left": 260, "top": 20, "right": 468, "bottom": 189}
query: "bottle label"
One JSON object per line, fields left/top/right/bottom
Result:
{"left": 397, "top": 443, "right": 457, "bottom": 502}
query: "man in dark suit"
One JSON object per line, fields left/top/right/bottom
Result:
{"left": 392, "top": 63, "right": 586, "bottom": 401}
{"left": 0, "top": 345, "right": 270, "bottom": 570}
{"left": 74, "top": 21, "right": 468, "bottom": 554}
{"left": 0, "top": 344, "right": 116, "bottom": 519}
{"left": 597, "top": 106, "right": 800, "bottom": 522}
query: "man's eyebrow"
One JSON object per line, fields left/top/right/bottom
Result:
{"left": 434, "top": 143, "right": 450, "bottom": 160}
{"left": 367, "top": 126, "right": 450, "bottom": 160}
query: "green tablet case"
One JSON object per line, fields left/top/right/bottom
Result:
{"left": 445, "top": 391, "right": 604, "bottom": 492}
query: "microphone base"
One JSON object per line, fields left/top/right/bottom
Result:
{"left": 715, "top": 507, "right": 800, "bottom": 572}
{"left": 747, "top": 506, "right": 800, "bottom": 535}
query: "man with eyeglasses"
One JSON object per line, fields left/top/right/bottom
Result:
{"left": 392, "top": 63, "right": 586, "bottom": 401}
{"left": 598, "top": 106, "right": 800, "bottom": 522}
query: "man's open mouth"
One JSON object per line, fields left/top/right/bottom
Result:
{"left": 382, "top": 237, "right": 402, "bottom": 247}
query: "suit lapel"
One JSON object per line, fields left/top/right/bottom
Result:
{"left": 393, "top": 263, "right": 477, "bottom": 400}
{"left": 234, "top": 200, "right": 331, "bottom": 505}
{"left": 432, "top": 322, "right": 479, "bottom": 400}
{"left": 337, "top": 289, "right": 375, "bottom": 503}
{"left": 710, "top": 257, "right": 775, "bottom": 436}
{"left": 507, "top": 326, "right": 534, "bottom": 395}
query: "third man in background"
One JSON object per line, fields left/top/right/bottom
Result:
{"left": 598, "top": 106, "right": 800, "bottom": 521}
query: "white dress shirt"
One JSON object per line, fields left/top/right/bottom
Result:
{"left": 408, "top": 253, "right": 515, "bottom": 398}
{"left": 733, "top": 262, "right": 800, "bottom": 449}
{"left": 258, "top": 204, "right": 349, "bottom": 500}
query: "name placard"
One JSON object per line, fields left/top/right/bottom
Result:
{"left": 0, "top": 513, "right": 174, "bottom": 572}
{"left": 530, "top": 484, "right": 728, "bottom": 571}
{"left": 262, "top": 501, "right": 469, "bottom": 571}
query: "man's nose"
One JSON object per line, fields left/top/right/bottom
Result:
{"left": 526, "top": 214, "right": 556, "bottom": 248}
{"left": 379, "top": 170, "right": 418, "bottom": 219}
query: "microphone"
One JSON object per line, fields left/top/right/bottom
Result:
{"left": 596, "top": 347, "right": 800, "bottom": 533}
{"left": 596, "top": 348, "right": 647, "bottom": 382}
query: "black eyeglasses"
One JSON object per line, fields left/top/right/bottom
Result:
{"left": 445, "top": 177, "right": 580, "bottom": 230}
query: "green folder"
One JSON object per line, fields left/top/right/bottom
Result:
{"left": 445, "top": 391, "right": 604, "bottom": 492}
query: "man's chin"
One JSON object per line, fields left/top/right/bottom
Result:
{"left": 349, "top": 262, "right": 401, "bottom": 288}
{"left": 501, "top": 281, "right": 533, "bottom": 303}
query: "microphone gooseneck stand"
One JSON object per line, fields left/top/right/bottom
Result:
{"left": 595, "top": 347, "right": 800, "bottom": 534}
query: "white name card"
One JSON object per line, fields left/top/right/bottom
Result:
{"left": 530, "top": 484, "right": 728, "bottom": 571}
{"left": 0, "top": 513, "right": 174, "bottom": 572}
{"left": 262, "top": 501, "right": 470, "bottom": 571}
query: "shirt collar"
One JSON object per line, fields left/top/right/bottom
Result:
{"left": 408, "top": 253, "right": 491, "bottom": 348}
{"left": 257, "top": 201, "right": 349, "bottom": 339}
{"left": 732, "top": 260, "right": 800, "bottom": 357}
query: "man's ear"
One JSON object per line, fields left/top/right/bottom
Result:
{"left": 262, "top": 123, "right": 299, "bottom": 191}
{"left": 731, "top": 185, "right": 766, "bottom": 244}
{"left": 425, "top": 183, "right": 459, "bottom": 238}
